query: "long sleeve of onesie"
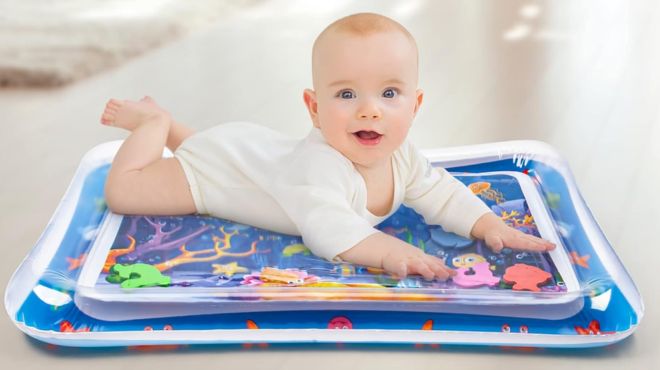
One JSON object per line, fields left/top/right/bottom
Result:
{"left": 271, "top": 147, "right": 380, "bottom": 261}
{"left": 402, "top": 141, "right": 492, "bottom": 238}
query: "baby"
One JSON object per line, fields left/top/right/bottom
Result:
{"left": 101, "top": 13, "right": 554, "bottom": 280}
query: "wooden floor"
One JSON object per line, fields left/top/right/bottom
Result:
{"left": 1, "top": 0, "right": 658, "bottom": 368}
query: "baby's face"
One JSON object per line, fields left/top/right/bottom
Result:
{"left": 304, "top": 30, "right": 423, "bottom": 169}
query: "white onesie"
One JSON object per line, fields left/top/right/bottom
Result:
{"left": 174, "top": 122, "right": 491, "bottom": 261}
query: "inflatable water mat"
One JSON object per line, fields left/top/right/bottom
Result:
{"left": 4, "top": 140, "right": 643, "bottom": 348}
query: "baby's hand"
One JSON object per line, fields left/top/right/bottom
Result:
{"left": 339, "top": 233, "right": 455, "bottom": 281}
{"left": 472, "top": 213, "right": 556, "bottom": 253}
{"left": 381, "top": 243, "right": 456, "bottom": 280}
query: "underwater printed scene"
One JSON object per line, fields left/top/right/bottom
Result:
{"left": 94, "top": 173, "right": 567, "bottom": 295}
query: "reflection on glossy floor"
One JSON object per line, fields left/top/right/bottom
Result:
{"left": 0, "top": 0, "right": 658, "bottom": 369}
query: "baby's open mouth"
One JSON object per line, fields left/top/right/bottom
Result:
{"left": 353, "top": 130, "right": 382, "bottom": 146}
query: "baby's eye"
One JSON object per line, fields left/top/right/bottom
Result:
{"left": 382, "top": 88, "right": 398, "bottom": 98}
{"left": 338, "top": 90, "right": 355, "bottom": 99}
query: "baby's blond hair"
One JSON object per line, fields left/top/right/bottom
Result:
{"left": 320, "top": 13, "right": 415, "bottom": 39}
{"left": 311, "top": 13, "right": 418, "bottom": 87}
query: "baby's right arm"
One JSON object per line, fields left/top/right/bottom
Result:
{"left": 339, "top": 232, "right": 456, "bottom": 280}
{"left": 272, "top": 140, "right": 453, "bottom": 280}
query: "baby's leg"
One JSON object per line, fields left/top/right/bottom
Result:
{"left": 167, "top": 119, "right": 195, "bottom": 152}
{"left": 102, "top": 96, "right": 194, "bottom": 152}
{"left": 102, "top": 98, "right": 196, "bottom": 215}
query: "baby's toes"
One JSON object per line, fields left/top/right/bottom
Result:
{"left": 107, "top": 98, "right": 123, "bottom": 108}
{"left": 105, "top": 100, "right": 124, "bottom": 115}
{"left": 104, "top": 105, "right": 118, "bottom": 115}
{"left": 101, "top": 110, "right": 116, "bottom": 125}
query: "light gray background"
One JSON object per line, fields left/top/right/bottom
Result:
{"left": 1, "top": 0, "right": 658, "bottom": 368}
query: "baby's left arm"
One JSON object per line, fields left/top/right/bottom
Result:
{"left": 470, "top": 212, "right": 555, "bottom": 253}
{"left": 401, "top": 141, "right": 555, "bottom": 253}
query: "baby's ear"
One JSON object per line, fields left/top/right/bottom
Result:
{"left": 303, "top": 89, "right": 320, "bottom": 128}
{"left": 413, "top": 89, "right": 424, "bottom": 116}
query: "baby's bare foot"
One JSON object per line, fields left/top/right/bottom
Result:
{"left": 100, "top": 96, "right": 170, "bottom": 131}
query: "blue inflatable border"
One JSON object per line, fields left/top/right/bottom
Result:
{"left": 5, "top": 141, "right": 642, "bottom": 348}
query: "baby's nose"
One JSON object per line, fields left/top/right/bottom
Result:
{"left": 359, "top": 112, "right": 381, "bottom": 119}
{"left": 357, "top": 101, "right": 382, "bottom": 119}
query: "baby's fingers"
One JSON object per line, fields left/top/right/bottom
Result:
{"left": 485, "top": 233, "right": 504, "bottom": 253}
{"left": 408, "top": 258, "right": 435, "bottom": 280}
{"left": 389, "top": 261, "right": 408, "bottom": 279}
{"left": 522, "top": 233, "right": 556, "bottom": 251}
{"left": 425, "top": 256, "right": 455, "bottom": 281}
{"left": 505, "top": 232, "right": 554, "bottom": 252}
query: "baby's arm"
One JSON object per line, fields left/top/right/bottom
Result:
{"left": 339, "top": 232, "right": 456, "bottom": 280}
{"left": 471, "top": 212, "right": 555, "bottom": 253}
{"left": 402, "top": 141, "right": 554, "bottom": 255}
{"left": 337, "top": 214, "right": 555, "bottom": 280}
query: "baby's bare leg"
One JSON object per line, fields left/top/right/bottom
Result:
{"left": 102, "top": 98, "right": 196, "bottom": 215}
{"left": 167, "top": 120, "right": 195, "bottom": 152}
{"left": 102, "top": 96, "right": 194, "bottom": 152}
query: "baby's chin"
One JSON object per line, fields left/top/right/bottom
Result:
{"left": 346, "top": 149, "right": 393, "bottom": 170}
